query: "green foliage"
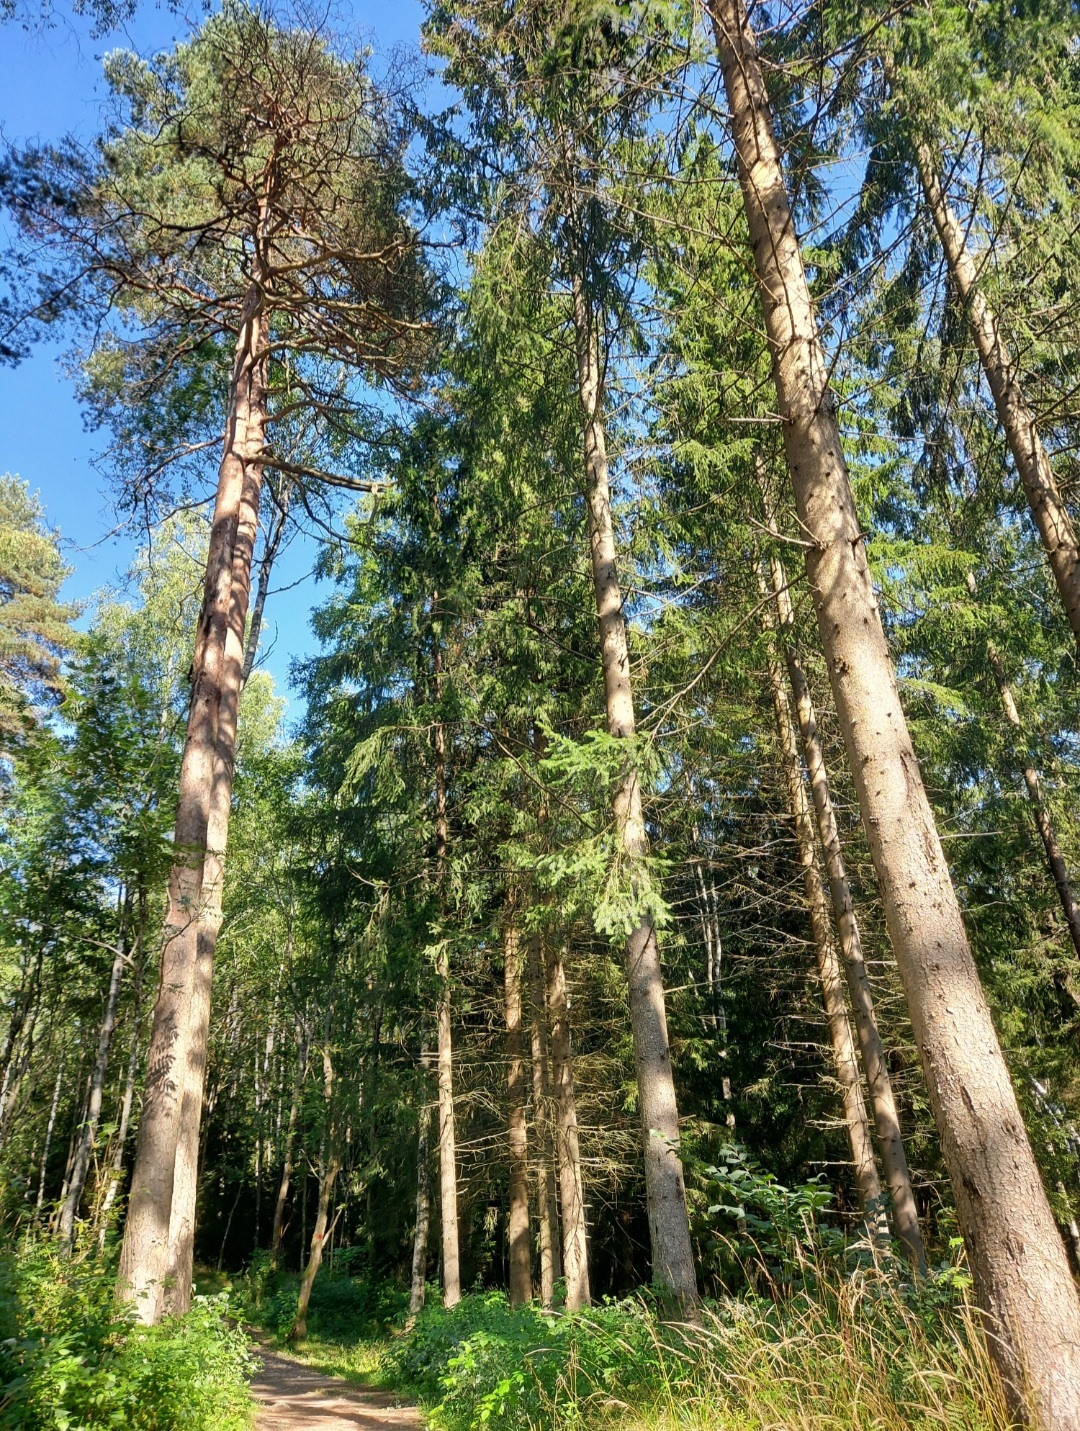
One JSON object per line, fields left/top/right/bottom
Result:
{"left": 379, "top": 1280, "right": 1006, "bottom": 1431}
{"left": 692, "top": 1144, "right": 846, "bottom": 1291}
{"left": 0, "top": 1243, "right": 253, "bottom": 1430}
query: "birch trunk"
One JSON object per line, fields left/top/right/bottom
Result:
{"left": 270, "top": 1017, "right": 310, "bottom": 1271}
{"left": 544, "top": 937, "right": 590, "bottom": 1310}
{"left": 711, "top": 2, "right": 1080, "bottom": 1419}
{"left": 98, "top": 914, "right": 147, "bottom": 1239}
{"left": 909, "top": 136, "right": 1080, "bottom": 651}
{"left": 58, "top": 907, "right": 129, "bottom": 1251}
{"left": 436, "top": 943, "right": 460, "bottom": 1309}
{"left": 571, "top": 274, "right": 697, "bottom": 1312}
{"left": 526, "top": 932, "right": 561, "bottom": 1307}
{"left": 966, "top": 573, "right": 1080, "bottom": 962}
{"left": 289, "top": 1153, "right": 341, "bottom": 1342}
{"left": 433, "top": 663, "right": 462, "bottom": 1309}
{"left": 408, "top": 1093, "right": 432, "bottom": 1322}
{"left": 764, "top": 515, "right": 925, "bottom": 1268}
{"left": 289, "top": 1015, "right": 338, "bottom": 1342}
{"left": 118, "top": 282, "right": 267, "bottom": 1323}
{"left": 503, "top": 914, "right": 532, "bottom": 1306}
{"left": 760, "top": 578, "right": 884, "bottom": 1225}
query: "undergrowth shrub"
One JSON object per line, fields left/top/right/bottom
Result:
{"left": 0, "top": 1242, "right": 253, "bottom": 1429}
{"left": 389, "top": 1273, "right": 1011, "bottom": 1431}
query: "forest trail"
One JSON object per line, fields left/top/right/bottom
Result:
{"left": 250, "top": 1347, "right": 424, "bottom": 1431}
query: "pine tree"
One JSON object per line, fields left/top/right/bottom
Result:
{"left": 0, "top": 475, "right": 76, "bottom": 745}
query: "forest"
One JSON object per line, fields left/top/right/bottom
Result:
{"left": 0, "top": 0, "right": 1079, "bottom": 1426}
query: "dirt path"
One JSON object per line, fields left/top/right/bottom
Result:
{"left": 250, "top": 1347, "right": 424, "bottom": 1431}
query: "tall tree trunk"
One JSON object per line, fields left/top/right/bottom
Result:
{"left": 906, "top": 130, "right": 1080, "bottom": 651}
{"left": 270, "top": 1016, "right": 310, "bottom": 1272}
{"left": 98, "top": 905, "right": 147, "bottom": 1241}
{"left": 759, "top": 574, "right": 884, "bottom": 1226}
{"left": 526, "top": 932, "right": 561, "bottom": 1307}
{"left": 58, "top": 902, "right": 129, "bottom": 1251}
{"left": 544, "top": 936, "right": 590, "bottom": 1310}
{"left": 503, "top": 913, "right": 532, "bottom": 1306}
{"left": 571, "top": 273, "right": 698, "bottom": 1312}
{"left": 436, "top": 945, "right": 460, "bottom": 1309}
{"left": 433, "top": 656, "right": 462, "bottom": 1309}
{"left": 763, "top": 503, "right": 925, "bottom": 1269}
{"left": 118, "top": 282, "right": 268, "bottom": 1323}
{"left": 408, "top": 1090, "right": 433, "bottom": 1323}
{"left": 167, "top": 304, "right": 268, "bottom": 1317}
{"left": 34, "top": 1053, "right": 64, "bottom": 1215}
{"left": 710, "top": 2, "right": 1080, "bottom": 1419}
{"left": 289, "top": 1013, "right": 338, "bottom": 1342}
{"left": 966, "top": 573, "right": 1080, "bottom": 962}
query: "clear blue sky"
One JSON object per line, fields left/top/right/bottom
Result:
{"left": 0, "top": 0, "right": 429, "bottom": 718}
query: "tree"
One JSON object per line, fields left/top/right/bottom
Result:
{"left": 0, "top": 475, "right": 77, "bottom": 745}
{"left": 707, "top": 0, "right": 1080, "bottom": 1419}
{"left": 3, "top": 5, "right": 431, "bottom": 1320}
{"left": 427, "top": 0, "right": 698, "bottom": 1311}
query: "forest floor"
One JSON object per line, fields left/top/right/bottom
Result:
{"left": 249, "top": 1344, "right": 424, "bottom": 1431}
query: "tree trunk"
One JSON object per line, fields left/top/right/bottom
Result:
{"left": 503, "top": 913, "right": 532, "bottom": 1306}
{"left": 526, "top": 932, "right": 561, "bottom": 1307}
{"left": 966, "top": 573, "right": 1080, "bottom": 962}
{"left": 433, "top": 668, "right": 462, "bottom": 1309}
{"left": 98, "top": 907, "right": 147, "bottom": 1241}
{"left": 436, "top": 942, "right": 461, "bottom": 1309}
{"left": 34, "top": 1053, "right": 64, "bottom": 1215}
{"left": 759, "top": 573, "right": 884, "bottom": 1227}
{"left": 711, "top": 2, "right": 1080, "bottom": 1420}
{"left": 408, "top": 1091, "right": 433, "bottom": 1323}
{"left": 544, "top": 936, "right": 590, "bottom": 1310}
{"left": 289, "top": 1012, "right": 338, "bottom": 1342}
{"left": 118, "top": 282, "right": 268, "bottom": 1324}
{"left": 908, "top": 133, "right": 1080, "bottom": 652}
{"left": 270, "top": 1016, "right": 310, "bottom": 1272}
{"left": 168, "top": 346, "right": 268, "bottom": 1313}
{"left": 764, "top": 504, "right": 925, "bottom": 1269}
{"left": 289, "top": 1154, "right": 341, "bottom": 1342}
{"left": 58, "top": 904, "right": 129, "bottom": 1251}
{"left": 571, "top": 273, "right": 697, "bottom": 1313}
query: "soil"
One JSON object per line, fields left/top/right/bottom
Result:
{"left": 250, "top": 1346, "right": 424, "bottom": 1431}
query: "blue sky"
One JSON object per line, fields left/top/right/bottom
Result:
{"left": 0, "top": 0, "right": 429, "bottom": 718}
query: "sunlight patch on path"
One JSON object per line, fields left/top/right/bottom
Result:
{"left": 251, "top": 1346, "right": 423, "bottom": 1431}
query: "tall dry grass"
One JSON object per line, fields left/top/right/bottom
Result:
{"left": 545, "top": 1271, "right": 1013, "bottom": 1431}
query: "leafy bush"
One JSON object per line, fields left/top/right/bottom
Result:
{"left": 693, "top": 1143, "right": 852, "bottom": 1291}
{"left": 0, "top": 1242, "right": 254, "bottom": 1429}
